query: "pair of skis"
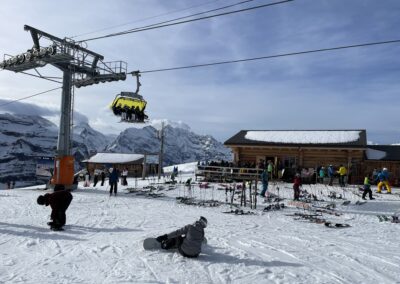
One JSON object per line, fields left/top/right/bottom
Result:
{"left": 263, "top": 203, "right": 285, "bottom": 212}
{"left": 377, "top": 215, "right": 399, "bottom": 223}
{"left": 222, "top": 209, "right": 257, "bottom": 215}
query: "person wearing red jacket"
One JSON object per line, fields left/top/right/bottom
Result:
{"left": 37, "top": 186, "right": 73, "bottom": 231}
{"left": 293, "top": 173, "right": 302, "bottom": 200}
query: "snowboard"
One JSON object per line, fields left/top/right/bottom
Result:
{"left": 143, "top": 237, "right": 208, "bottom": 251}
{"left": 143, "top": 238, "right": 161, "bottom": 250}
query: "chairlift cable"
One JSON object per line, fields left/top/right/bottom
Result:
{"left": 105, "top": 0, "right": 257, "bottom": 37}
{"left": 19, "top": 71, "right": 62, "bottom": 84}
{"left": 0, "top": 87, "right": 62, "bottom": 107}
{"left": 135, "top": 39, "right": 400, "bottom": 74}
{"left": 79, "top": 0, "right": 294, "bottom": 42}
{"left": 70, "top": 0, "right": 223, "bottom": 39}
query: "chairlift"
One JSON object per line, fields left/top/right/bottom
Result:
{"left": 109, "top": 71, "right": 149, "bottom": 123}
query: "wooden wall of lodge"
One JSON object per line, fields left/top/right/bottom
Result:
{"left": 231, "top": 146, "right": 400, "bottom": 184}
{"left": 232, "top": 147, "right": 364, "bottom": 168}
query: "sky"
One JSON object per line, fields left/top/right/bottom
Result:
{"left": 0, "top": 0, "right": 400, "bottom": 144}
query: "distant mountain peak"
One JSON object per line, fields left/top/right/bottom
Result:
{"left": 149, "top": 119, "right": 191, "bottom": 132}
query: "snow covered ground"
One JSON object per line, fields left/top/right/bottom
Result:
{"left": 1, "top": 175, "right": 400, "bottom": 284}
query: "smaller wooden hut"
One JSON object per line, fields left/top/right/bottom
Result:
{"left": 83, "top": 153, "right": 159, "bottom": 177}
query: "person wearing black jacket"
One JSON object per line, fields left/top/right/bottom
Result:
{"left": 37, "top": 186, "right": 73, "bottom": 231}
{"left": 101, "top": 170, "right": 106, "bottom": 186}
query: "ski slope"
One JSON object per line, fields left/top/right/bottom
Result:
{"left": 1, "top": 176, "right": 399, "bottom": 284}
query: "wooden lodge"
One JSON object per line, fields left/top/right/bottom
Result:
{"left": 224, "top": 130, "right": 400, "bottom": 185}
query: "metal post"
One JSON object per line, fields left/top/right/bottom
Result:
{"left": 158, "top": 122, "right": 165, "bottom": 180}
{"left": 142, "top": 154, "right": 147, "bottom": 180}
{"left": 57, "top": 69, "right": 72, "bottom": 156}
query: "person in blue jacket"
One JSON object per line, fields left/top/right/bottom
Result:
{"left": 376, "top": 168, "right": 392, "bottom": 194}
{"left": 327, "top": 165, "right": 335, "bottom": 186}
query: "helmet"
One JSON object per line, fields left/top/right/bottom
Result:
{"left": 37, "top": 195, "right": 46, "bottom": 205}
{"left": 199, "top": 216, "right": 208, "bottom": 228}
{"left": 383, "top": 168, "right": 388, "bottom": 171}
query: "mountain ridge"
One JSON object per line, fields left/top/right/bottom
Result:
{"left": 0, "top": 113, "right": 231, "bottom": 188}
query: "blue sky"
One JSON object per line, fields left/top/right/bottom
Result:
{"left": 0, "top": 0, "right": 399, "bottom": 144}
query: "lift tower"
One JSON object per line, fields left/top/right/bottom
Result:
{"left": 0, "top": 25, "right": 127, "bottom": 189}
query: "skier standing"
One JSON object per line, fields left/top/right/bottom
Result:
{"left": 156, "top": 216, "right": 207, "bottom": 258}
{"left": 122, "top": 168, "right": 128, "bottom": 186}
{"left": 376, "top": 168, "right": 392, "bottom": 194}
{"left": 109, "top": 167, "right": 119, "bottom": 196}
{"left": 267, "top": 161, "right": 274, "bottom": 180}
{"left": 328, "top": 165, "right": 335, "bottom": 186}
{"left": 84, "top": 171, "right": 90, "bottom": 187}
{"left": 93, "top": 171, "right": 99, "bottom": 187}
{"left": 318, "top": 167, "right": 325, "bottom": 183}
{"left": 37, "top": 186, "right": 73, "bottom": 231}
{"left": 260, "top": 169, "right": 269, "bottom": 198}
{"left": 101, "top": 170, "right": 106, "bottom": 186}
{"left": 362, "top": 176, "right": 375, "bottom": 200}
{"left": 338, "top": 165, "right": 347, "bottom": 187}
{"left": 293, "top": 173, "right": 302, "bottom": 200}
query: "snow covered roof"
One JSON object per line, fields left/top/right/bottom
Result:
{"left": 366, "top": 145, "right": 400, "bottom": 161}
{"left": 84, "top": 153, "right": 144, "bottom": 164}
{"left": 225, "top": 130, "right": 367, "bottom": 147}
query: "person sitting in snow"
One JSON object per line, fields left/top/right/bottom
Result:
{"left": 156, "top": 216, "right": 207, "bottom": 258}
{"left": 362, "top": 176, "right": 375, "bottom": 200}
{"left": 293, "top": 173, "right": 302, "bottom": 200}
{"left": 37, "top": 185, "right": 73, "bottom": 231}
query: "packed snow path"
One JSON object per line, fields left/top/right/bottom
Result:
{"left": 1, "top": 179, "right": 399, "bottom": 283}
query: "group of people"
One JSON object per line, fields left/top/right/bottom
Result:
{"left": 315, "top": 165, "right": 348, "bottom": 186}
{"left": 4, "top": 179, "right": 15, "bottom": 190}
{"left": 112, "top": 104, "right": 147, "bottom": 122}
{"left": 82, "top": 167, "right": 132, "bottom": 196}
{"left": 260, "top": 162, "right": 393, "bottom": 201}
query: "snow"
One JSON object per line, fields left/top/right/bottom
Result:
{"left": 1, "top": 177, "right": 400, "bottom": 283}
{"left": 245, "top": 130, "right": 362, "bottom": 144}
{"left": 366, "top": 148, "right": 387, "bottom": 160}
{"left": 164, "top": 162, "right": 198, "bottom": 174}
{"left": 84, "top": 153, "right": 144, "bottom": 164}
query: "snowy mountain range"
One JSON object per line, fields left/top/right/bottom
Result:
{"left": 106, "top": 122, "right": 232, "bottom": 165}
{"left": 0, "top": 113, "right": 231, "bottom": 186}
